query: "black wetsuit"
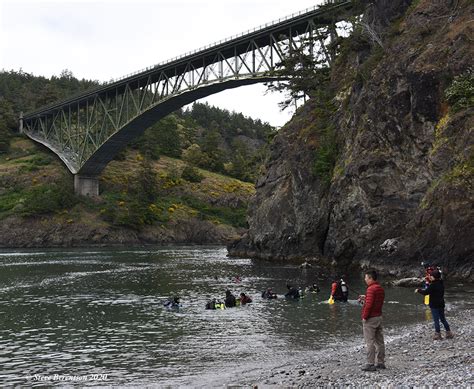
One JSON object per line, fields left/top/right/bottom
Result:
{"left": 225, "top": 294, "right": 236, "bottom": 308}
{"left": 285, "top": 287, "right": 300, "bottom": 299}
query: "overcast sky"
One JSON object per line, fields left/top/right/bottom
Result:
{"left": 0, "top": 0, "right": 323, "bottom": 126}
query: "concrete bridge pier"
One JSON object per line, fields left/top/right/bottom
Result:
{"left": 74, "top": 175, "right": 99, "bottom": 196}
{"left": 19, "top": 112, "right": 23, "bottom": 134}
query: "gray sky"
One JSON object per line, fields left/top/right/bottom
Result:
{"left": 0, "top": 0, "right": 322, "bottom": 126}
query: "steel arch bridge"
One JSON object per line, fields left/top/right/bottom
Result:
{"left": 21, "top": 0, "right": 355, "bottom": 195}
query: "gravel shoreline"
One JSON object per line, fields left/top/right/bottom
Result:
{"left": 250, "top": 308, "right": 473, "bottom": 388}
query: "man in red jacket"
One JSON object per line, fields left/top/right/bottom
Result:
{"left": 359, "top": 270, "right": 385, "bottom": 371}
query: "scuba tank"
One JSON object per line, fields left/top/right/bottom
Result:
{"left": 341, "top": 280, "right": 348, "bottom": 294}
{"left": 298, "top": 288, "right": 304, "bottom": 298}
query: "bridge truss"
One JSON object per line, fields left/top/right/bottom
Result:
{"left": 21, "top": 0, "right": 355, "bottom": 194}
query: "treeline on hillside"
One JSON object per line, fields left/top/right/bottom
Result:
{"left": 0, "top": 69, "right": 274, "bottom": 182}
{"left": 132, "top": 102, "right": 275, "bottom": 182}
{"left": 183, "top": 102, "right": 272, "bottom": 142}
{"left": 0, "top": 69, "right": 99, "bottom": 154}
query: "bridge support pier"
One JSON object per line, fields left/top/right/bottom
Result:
{"left": 19, "top": 112, "right": 23, "bottom": 134}
{"left": 74, "top": 175, "right": 99, "bottom": 197}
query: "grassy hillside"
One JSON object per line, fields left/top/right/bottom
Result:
{"left": 0, "top": 69, "right": 272, "bottom": 246}
{"left": 0, "top": 136, "right": 255, "bottom": 247}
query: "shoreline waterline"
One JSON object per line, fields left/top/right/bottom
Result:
{"left": 246, "top": 307, "right": 474, "bottom": 388}
{"left": 0, "top": 246, "right": 472, "bottom": 387}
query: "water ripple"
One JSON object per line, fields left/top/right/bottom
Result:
{"left": 0, "top": 246, "right": 472, "bottom": 387}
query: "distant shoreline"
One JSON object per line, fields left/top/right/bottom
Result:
{"left": 0, "top": 243, "right": 472, "bottom": 283}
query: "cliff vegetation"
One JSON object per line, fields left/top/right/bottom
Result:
{"left": 229, "top": 0, "right": 474, "bottom": 280}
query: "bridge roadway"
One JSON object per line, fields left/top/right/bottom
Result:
{"left": 21, "top": 0, "right": 356, "bottom": 195}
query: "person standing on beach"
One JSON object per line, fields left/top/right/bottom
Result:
{"left": 415, "top": 269, "right": 453, "bottom": 340}
{"left": 359, "top": 270, "right": 386, "bottom": 372}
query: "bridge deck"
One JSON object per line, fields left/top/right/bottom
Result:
{"left": 24, "top": 1, "right": 353, "bottom": 119}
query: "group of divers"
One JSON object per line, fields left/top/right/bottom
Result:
{"left": 163, "top": 262, "right": 440, "bottom": 310}
{"left": 163, "top": 276, "right": 350, "bottom": 310}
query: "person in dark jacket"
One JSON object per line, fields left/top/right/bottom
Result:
{"left": 415, "top": 270, "right": 453, "bottom": 340}
{"left": 224, "top": 290, "right": 236, "bottom": 308}
{"left": 359, "top": 270, "right": 385, "bottom": 371}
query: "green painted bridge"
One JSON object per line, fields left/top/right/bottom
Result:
{"left": 21, "top": 0, "right": 357, "bottom": 195}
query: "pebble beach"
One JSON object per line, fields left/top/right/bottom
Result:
{"left": 250, "top": 308, "right": 473, "bottom": 388}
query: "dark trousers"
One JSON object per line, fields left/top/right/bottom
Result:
{"left": 430, "top": 307, "right": 450, "bottom": 333}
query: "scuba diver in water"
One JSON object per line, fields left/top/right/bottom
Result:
{"left": 306, "top": 283, "right": 321, "bottom": 293}
{"left": 285, "top": 284, "right": 301, "bottom": 299}
{"left": 261, "top": 288, "right": 278, "bottom": 299}
{"left": 205, "top": 298, "right": 217, "bottom": 309}
{"left": 233, "top": 276, "right": 242, "bottom": 283}
{"left": 205, "top": 298, "right": 225, "bottom": 309}
{"left": 224, "top": 290, "right": 237, "bottom": 308}
{"left": 239, "top": 292, "right": 252, "bottom": 305}
{"left": 331, "top": 276, "right": 349, "bottom": 302}
{"left": 163, "top": 296, "right": 181, "bottom": 309}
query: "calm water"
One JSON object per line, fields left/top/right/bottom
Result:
{"left": 0, "top": 246, "right": 472, "bottom": 387}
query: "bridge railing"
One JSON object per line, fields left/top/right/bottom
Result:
{"left": 109, "top": 0, "right": 344, "bottom": 84}
{"left": 108, "top": 4, "right": 319, "bottom": 84}
{"left": 24, "top": 0, "right": 350, "bottom": 118}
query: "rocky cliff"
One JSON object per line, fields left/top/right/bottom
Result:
{"left": 229, "top": 0, "right": 474, "bottom": 280}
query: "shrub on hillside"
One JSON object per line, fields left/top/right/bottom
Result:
{"left": 446, "top": 69, "right": 474, "bottom": 113}
{"left": 17, "top": 154, "right": 53, "bottom": 172}
{"left": 182, "top": 144, "right": 208, "bottom": 166}
{"left": 181, "top": 165, "right": 204, "bottom": 183}
{"left": 18, "top": 182, "right": 78, "bottom": 216}
{"left": 100, "top": 195, "right": 169, "bottom": 230}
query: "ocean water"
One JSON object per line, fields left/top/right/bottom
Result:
{"left": 0, "top": 246, "right": 471, "bottom": 387}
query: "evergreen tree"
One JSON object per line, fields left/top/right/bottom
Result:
{"left": 152, "top": 115, "right": 182, "bottom": 158}
{"left": 0, "top": 121, "right": 11, "bottom": 153}
{"left": 266, "top": 37, "right": 331, "bottom": 110}
{"left": 0, "top": 97, "right": 17, "bottom": 130}
{"left": 200, "top": 129, "right": 225, "bottom": 172}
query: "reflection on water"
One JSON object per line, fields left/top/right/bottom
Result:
{"left": 0, "top": 246, "right": 472, "bottom": 386}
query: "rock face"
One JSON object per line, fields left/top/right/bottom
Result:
{"left": 230, "top": 104, "right": 331, "bottom": 261}
{"left": 229, "top": 0, "right": 474, "bottom": 280}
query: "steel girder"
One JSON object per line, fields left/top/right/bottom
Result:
{"left": 22, "top": 0, "right": 354, "bottom": 176}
